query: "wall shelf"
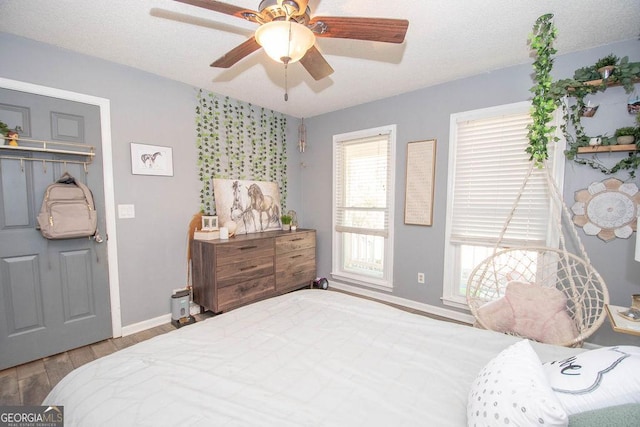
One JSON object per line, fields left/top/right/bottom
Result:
{"left": 577, "top": 144, "right": 638, "bottom": 154}
{"left": 561, "top": 67, "right": 640, "bottom": 175}
{"left": 567, "top": 77, "right": 640, "bottom": 91}
{"left": 0, "top": 137, "right": 94, "bottom": 162}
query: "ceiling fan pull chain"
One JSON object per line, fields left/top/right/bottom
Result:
{"left": 284, "top": 62, "right": 289, "bottom": 102}
{"left": 283, "top": 19, "right": 293, "bottom": 102}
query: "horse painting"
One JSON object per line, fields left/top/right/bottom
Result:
{"left": 230, "top": 180, "right": 256, "bottom": 232}
{"left": 244, "top": 183, "right": 280, "bottom": 231}
{"left": 213, "top": 179, "right": 282, "bottom": 234}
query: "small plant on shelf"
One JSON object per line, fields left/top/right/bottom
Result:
{"left": 594, "top": 54, "right": 619, "bottom": 70}
{"left": 614, "top": 127, "right": 637, "bottom": 145}
{"left": 594, "top": 54, "right": 619, "bottom": 79}
{"left": 0, "top": 121, "right": 9, "bottom": 137}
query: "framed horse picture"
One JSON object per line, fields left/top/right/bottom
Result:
{"left": 212, "top": 179, "right": 283, "bottom": 235}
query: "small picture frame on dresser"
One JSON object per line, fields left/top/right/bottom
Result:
{"left": 201, "top": 216, "right": 218, "bottom": 231}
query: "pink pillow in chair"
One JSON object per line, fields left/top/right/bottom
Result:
{"left": 476, "top": 294, "right": 516, "bottom": 332}
{"left": 477, "top": 281, "right": 578, "bottom": 345}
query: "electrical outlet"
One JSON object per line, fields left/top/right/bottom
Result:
{"left": 417, "top": 272, "right": 425, "bottom": 284}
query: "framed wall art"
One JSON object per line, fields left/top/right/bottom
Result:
{"left": 404, "top": 139, "right": 437, "bottom": 226}
{"left": 213, "top": 178, "right": 282, "bottom": 234}
{"left": 130, "top": 142, "right": 174, "bottom": 176}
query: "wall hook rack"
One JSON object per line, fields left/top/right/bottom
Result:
{"left": 0, "top": 136, "right": 95, "bottom": 171}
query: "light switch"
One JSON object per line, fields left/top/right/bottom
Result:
{"left": 118, "top": 204, "right": 135, "bottom": 219}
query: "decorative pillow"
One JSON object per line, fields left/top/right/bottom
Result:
{"left": 476, "top": 295, "right": 515, "bottom": 332}
{"left": 467, "top": 339, "right": 568, "bottom": 427}
{"left": 476, "top": 281, "right": 578, "bottom": 345}
{"left": 543, "top": 346, "right": 640, "bottom": 415}
{"left": 505, "top": 281, "right": 578, "bottom": 345}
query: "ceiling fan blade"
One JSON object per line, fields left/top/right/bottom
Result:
{"left": 174, "top": 0, "right": 262, "bottom": 23}
{"left": 309, "top": 17, "right": 409, "bottom": 44}
{"left": 300, "top": 45, "right": 334, "bottom": 80}
{"left": 210, "top": 37, "right": 262, "bottom": 68}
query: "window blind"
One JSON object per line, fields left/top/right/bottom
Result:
{"left": 450, "top": 112, "right": 552, "bottom": 247}
{"left": 335, "top": 134, "right": 391, "bottom": 237}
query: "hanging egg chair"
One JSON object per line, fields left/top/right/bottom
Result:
{"left": 466, "top": 163, "right": 609, "bottom": 347}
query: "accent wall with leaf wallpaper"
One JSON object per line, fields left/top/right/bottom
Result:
{"left": 195, "top": 90, "right": 288, "bottom": 215}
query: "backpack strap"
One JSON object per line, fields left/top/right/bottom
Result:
{"left": 74, "top": 180, "right": 96, "bottom": 211}
{"left": 56, "top": 171, "right": 76, "bottom": 185}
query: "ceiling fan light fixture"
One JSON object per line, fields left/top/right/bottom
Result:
{"left": 255, "top": 20, "right": 315, "bottom": 64}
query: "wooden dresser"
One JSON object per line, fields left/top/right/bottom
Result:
{"left": 191, "top": 229, "right": 316, "bottom": 313}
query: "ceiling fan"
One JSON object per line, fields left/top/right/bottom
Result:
{"left": 174, "top": 0, "right": 409, "bottom": 81}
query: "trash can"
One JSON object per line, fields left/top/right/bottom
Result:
{"left": 171, "top": 289, "right": 195, "bottom": 328}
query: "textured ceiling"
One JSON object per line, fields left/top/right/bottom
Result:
{"left": 0, "top": 0, "right": 638, "bottom": 118}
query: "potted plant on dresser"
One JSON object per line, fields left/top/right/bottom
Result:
{"left": 281, "top": 214, "right": 292, "bottom": 231}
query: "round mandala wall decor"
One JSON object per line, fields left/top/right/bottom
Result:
{"left": 571, "top": 178, "right": 640, "bottom": 242}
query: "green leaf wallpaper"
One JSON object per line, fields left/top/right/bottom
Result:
{"left": 196, "top": 90, "right": 288, "bottom": 215}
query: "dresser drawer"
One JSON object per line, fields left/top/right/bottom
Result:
{"left": 216, "top": 238, "right": 274, "bottom": 265}
{"left": 276, "top": 246, "right": 316, "bottom": 292}
{"left": 216, "top": 254, "right": 274, "bottom": 288}
{"left": 217, "top": 276, "right": 276, "bottom": 312}
{"left": 276, "top": 231, "right": 315, "bottom": 253}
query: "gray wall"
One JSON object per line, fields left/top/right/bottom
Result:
{"left": 2, "top": 31, "right": 638, "bottom": 346}
{"left": 302, "top": 39, "right": 640, "bottom": 346}
{"left": 0, "top": 33, "right": 302, "bottom": 327}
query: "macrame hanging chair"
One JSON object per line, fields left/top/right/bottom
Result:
{"left": 466, "top": 161, "right": 609, "bottom": 347}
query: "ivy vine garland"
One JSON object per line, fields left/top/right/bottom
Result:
{"left": 527, "top": 13, "right": 558, "bottom": 168}
{"left": 195, "top": 90, "right": 288, "bottom": 215}
{"left": 528, "top": 14, "right": 640, "bottom": 177}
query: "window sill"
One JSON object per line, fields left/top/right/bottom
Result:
{"left": 330, "top": 272, "right": 393, "bottom": 292}
{"left": 441, "top": 296, "right": 471, "bottom": 312}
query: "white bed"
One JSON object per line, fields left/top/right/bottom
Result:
{"left": 44, "top": 289, "right": 583, "bottom": 426}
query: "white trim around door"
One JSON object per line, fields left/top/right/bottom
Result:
{"left": 0, "top": 77, "right": 122, "bottom": 337}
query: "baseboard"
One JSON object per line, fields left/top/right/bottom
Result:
{"left": 121, "top": 313, "right": 171, "bottom": 337}
{"left": 120, "top": 302, "right": 201, "bottom": 337}
{"left": 328, "top": 280, "right": 476, "bottom": 324}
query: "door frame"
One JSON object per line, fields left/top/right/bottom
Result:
{"left": 0, "top": 77, "right": 122, "bottom": 337}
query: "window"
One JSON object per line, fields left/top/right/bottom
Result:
{"left": 332, "top": 125, "right": 395, "bottom": 290}
{"left": 443, "top": 102, "right": 565, "bottom": 308}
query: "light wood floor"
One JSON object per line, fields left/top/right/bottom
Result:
{"left": 0, "top": 290, "right": 465, "bottom": 407}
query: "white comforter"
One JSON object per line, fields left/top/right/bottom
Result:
{"left": 44, "top": 289, "right": 581, "bottom": 426}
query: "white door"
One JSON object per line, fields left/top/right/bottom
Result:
{"left": 0, "top": 88, "right": 111, "bottom": 370}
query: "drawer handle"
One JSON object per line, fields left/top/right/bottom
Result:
{"left": 290, "top": 238, "right": 304, "bottom": 242}
{"left": 240, "top": 265, "right": 257, "bottom": 271}
{"left": 239, "top": 245, "right": 258, "bottom": 250}
{"left": 291, "top": 254, "right": 303, "bottom": 259}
